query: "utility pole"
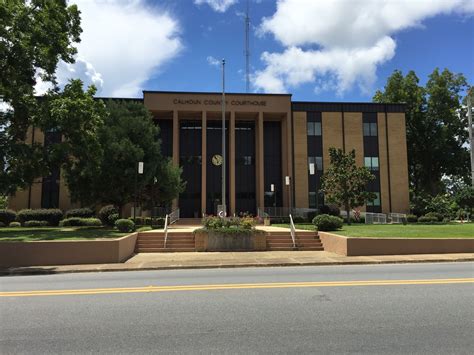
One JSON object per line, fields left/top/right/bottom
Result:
{"left": 244, "top": 0, "right": 250, "bottom": 93}
{"left": 467, "top": 87, "right": 473, "bottom": 187}
{"left": 221, "top": 59, "right": 226, "bottom": 215}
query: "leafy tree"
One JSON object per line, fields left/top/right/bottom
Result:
{"left": 0, "top": 0, "right": 81, "bottom": 194}
{"left": 374, "top": 68, "right": 469, "bottom": 196}
{"left": 76, "top": 100, "right": 184, "bottom": 215}
{"left": 41, "top": 80, "right": 106, "bottom": 204}
{"left": 454, "top": 186, "right": 474, "bottom": 215}
{"left": 320, "top": 148, "right": 376, "bottom": 224}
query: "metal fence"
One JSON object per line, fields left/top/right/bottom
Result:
{"left": 365, "top": 212, "right": 387, "bottom": 224}
{"left": 389, "top": 213, "right": 407, "bottom": 224}
{"left": 257, "top": 207, "right": 317, "bottom": 219}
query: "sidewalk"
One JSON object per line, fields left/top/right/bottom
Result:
{"left": 1, "top": 251, "right": 473, "bottom": 276}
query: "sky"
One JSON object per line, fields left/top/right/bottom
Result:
{"left": 44, "top": 0, "right": 474, "bottom": 102}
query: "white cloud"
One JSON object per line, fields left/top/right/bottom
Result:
{"left": 194, "top": 0, "right": 238, "bottom": 13}
{"left": 254, "top": 0, "right": 474, "bottom": 94}
{"left": 38, "top": 0, "right": 182, "bottom": 97}
{"left": 206, "top": 56, "right": 221, "bottom": 67}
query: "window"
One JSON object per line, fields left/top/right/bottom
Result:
{"left": 308, "top": 156, "right": 323, "bottom": 171}
{"left": 307, "top": 121, "right": 321, "bottom": 136}
{"left": 363, "top": 122, "right": 377, "bottom": 136}
{"left": 367, "top": 192, "right": 381, "bottom": 206}
{"left": 364, "top": 157, "right": 379, "bottom": 171}
{"left": 309, "top": 192, "right": 316, "bottom": 208}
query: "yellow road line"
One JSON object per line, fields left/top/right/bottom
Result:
{"left": 1, "top": 278, "right": 472, "bottom": 298}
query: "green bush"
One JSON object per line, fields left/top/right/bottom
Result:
{"left": 350, "top": 216, "right": 365, "bottom": 223}
{"left": 418, "top": 216, "right": 438, "bottom": 224}
{"left": 153, "top": 217, "right": 165, "bottom": 228}
{"left": 319, "top": 205, "right": 341, "bottom": 217}
{"left": 0, "top": 209, "right": 17, "bottom": 226}
{"left": 306, "top": 211, "right": 318, "bottom": 223}
{"left": 270, "top": 217, "right": 290, "bottom": 224}
{"left": 406, "top": 214, "right": 418, "bottom": 223}
{"left": 202, "top": 216, "right": 256, "bottom": 230}
{"left": 65, "top": 208, "right": 95, "bottom": 219}
{"left": 98, "top": 205, "right": 118, "bottom": 226}
{"left": 9, "top": 222, "right": 21, "bottom": 227}
{"left": 18, "top": 209, "right": 63, "bottom": 226}
{"left": 0, "top": 222, "right": 4, "bottom": 227}
{"left": 115, "top": 219, "right": 135, "bottom": 232}
{"left": 292, "top": 216, "right": 305, "bottom": 223}
{"left": 59, "top": 217, "right": 102, "bottom": 227}
{"left": 24, "top": 220, "right": 49, "bottom": 227}
{"left": 424, "top": 212, "right": 444, "bottom": 222}
{"left": 312, "top": 214, "right": 343, "bottom": 231}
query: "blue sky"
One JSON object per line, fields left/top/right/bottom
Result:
{"left": 51, "top": 0, "right": 474, "bottom": 102}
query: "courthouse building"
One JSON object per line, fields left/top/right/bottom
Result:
{"left": 9, "top": 91, "right": 409, "bottom": 217}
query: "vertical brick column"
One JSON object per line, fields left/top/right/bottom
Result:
{"left": 229, "top": 111, "right": 236, "bottom": 216}
{"left": 201, "top": 111, "right": 207, "bottom": 216}
{"left": 172, "top": 110, "right": 179, "bottom": 210}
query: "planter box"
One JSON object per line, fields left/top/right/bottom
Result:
{"left": 195, "top": 230, "right": 266, "bottom": 252}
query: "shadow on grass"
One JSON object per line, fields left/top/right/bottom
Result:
{"left": 0, "top": 227, "right": 126, "bottom": 242}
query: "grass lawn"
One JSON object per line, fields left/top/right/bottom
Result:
{"left": 0, "top": 227, "right": 127, "bottom": 242}
{"left": 274, "top": 223, "right": 474, "bottom": 238}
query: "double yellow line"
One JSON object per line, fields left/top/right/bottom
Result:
{"left": 1, "top": 278, "right": 473, "bottom": 298}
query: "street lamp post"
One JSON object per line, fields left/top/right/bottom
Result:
{"left": 309, "top": 162, "right": 316, "bottom": 208}
{"left": 134, "top": 162, "right": 144, "bottom": 223}
{"left": 467, "top": 88, "right": 473, "bottom": 187}
{"left": 285, "top": 175, "right": 291, "bottom": 214}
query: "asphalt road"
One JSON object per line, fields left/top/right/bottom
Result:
{"left": 1, "top": 263, "right": 473, "bottom": 354}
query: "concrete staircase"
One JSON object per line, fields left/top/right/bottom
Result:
{"left": 266, "top": 231, "right": 324, "bottom": 251}
{"left": 135, "top": 231, "right": 196, "bottom": 253}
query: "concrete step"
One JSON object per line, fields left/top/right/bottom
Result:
{"left": 136, "top": 247, "right": 196, "bottom": 252}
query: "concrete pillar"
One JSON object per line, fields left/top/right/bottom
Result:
{"left": 229, "top": 111, "right": 236, "bottom": 215}
{"left": 201, "top": 111, "right": 207, "bottom": 216}
{"left": 172, "top": 110, "right": 179, "bottom": 210}
{"left": 256, "top": 112, "right": 264, "bottom": 209}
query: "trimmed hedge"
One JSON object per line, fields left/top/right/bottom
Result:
{"left": 0, "top": 209, "right": 17, "bottom": 226}
{"left": 424, "top": 212, "right": 444, "bottom": 222}
{"left": 115, "top": 219, "right": 135, "bottom": 232}
{"left": 306, "top": 211, "right": 318, "bottom": 223}
{"left": 406, "top": 214, "right": 418, "bottom": 223}
{"left": 24, "top": 220, "right": 49, "bottom": 227}
{"left": 319, "top": 205, "right": 341, "bottom": 217}
{"left": 18, "top": 209, "right": 63, "bottom": 226}
{"left": 9, "top": 222, "right": 21, "bottom": 227}
{"left": 312, "top": 214, "right": 343, "bottom": 231}
{"left": 292, "top": 216, "right": 305, "bottom": 224}
{"left": 59, "top": 218, "right": 102, "bottom": 227}
{"left": 98, "top": 205, "right": 118, "bottom": 226}
{"left": 65, "top": 208, "right": 95, "bottom": 219}
{"left": 418, "top": 216, "right": 438, "bottom": 224}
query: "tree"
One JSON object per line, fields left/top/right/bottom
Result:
{"left": 374, "top": 68, "right": 470, "bottom": 196}
{"left": 454, "top": 186, "right": 474, "bottom": 215}
{"left": 320, "top": 148, "right": 376, "bottom": 224}
{"left": 72, "top": 100, "right": 184, "bottom": 215}
{"left": 0, "top": 0, "right": 81, "bottom": 194}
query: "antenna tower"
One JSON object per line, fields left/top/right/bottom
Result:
{"left": 245, "top": 0, "right": 250, "bottom": 92}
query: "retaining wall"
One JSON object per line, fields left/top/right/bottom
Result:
{"left": 0, "top": 233, "right": 137, "bottom": 267}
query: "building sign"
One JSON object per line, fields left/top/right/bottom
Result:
{"left": 173, "top": 98, "right": 266, "bottom": 107}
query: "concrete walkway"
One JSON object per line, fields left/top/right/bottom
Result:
{"left": 2, "top": 251, "right": 473, "bottom": 276}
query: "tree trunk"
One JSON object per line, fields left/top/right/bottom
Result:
{"left": 345, "top": 203, "right": 351, "bottom": 225}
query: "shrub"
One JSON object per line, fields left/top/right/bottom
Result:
{"left": 406, "top": 214, "right": 418, "bottom": 223}
{"left": 292, "top": 216, "right": 305, "bottom": 224}
{"left": 59, "top": 218, "right": 102, "bottom": 227}
{"left": 0, "top": 209, "right": 17, "bottom": 226}
{"left": 98, "top": 205, "right": 118, "bottom": 226}
{"left": 202, "top": 216, "right": 256, "bottom": 230}
{"left": 350, "top": 216, "right": 365, "bottom": 224}
{"left": 24, "top": 220, "right": 49, "bottom": 227}
{"left": 418, "top": 216, "right": 438, "bottom": 224}
{"left": 152, "top": 217, "right": 165, "bottom": 228}
{"left": 18, "top": 209, "right": 63, "bottom": 226}
{"left": 115, "top": 219, "right": 135, "bottom": 232}
{"left": 319, "top": 205, "right": 341, "bottom": 217}
{"left": 0, "top": 222, "right": 4, "bottom": 227}
{"left": 312, "top": 214, "right": 343, "bottom": 231}
{"left": 306, "top": 211, "right": 318, "bottom": 223}
{"left": 65, "top": 208, "right": 95, "bottom": 219}
{"left": 424, "top": 212, "right": 444, "bottom": 222}
{"left": 9, "top": 222, "right": 21, "bottom": 227}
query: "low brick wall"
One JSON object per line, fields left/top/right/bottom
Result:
{"left": 0, "top": 233, "right": 137, "bottom": 267}
{"left": 319, "top": 232, "right": 474, "bottom": 256}
{"left": 194, "top": 231, "right": 266, "bottom": 252}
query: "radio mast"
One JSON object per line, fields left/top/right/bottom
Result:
{"left": 244, "top": 0, "right": 250, "bottom": 93}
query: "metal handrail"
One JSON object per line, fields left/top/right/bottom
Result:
{"left": 163, "top": 214, "right": 169, "bottom": 248}
{"left": 289, "top": 214, "right": 297, "bottom": 249}
{"left": 169, "top": 208, "right": 180, "bottom": 225}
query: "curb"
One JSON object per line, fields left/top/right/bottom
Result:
{"left": 1, "top": 257, "right": 473, "bottom": 276}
